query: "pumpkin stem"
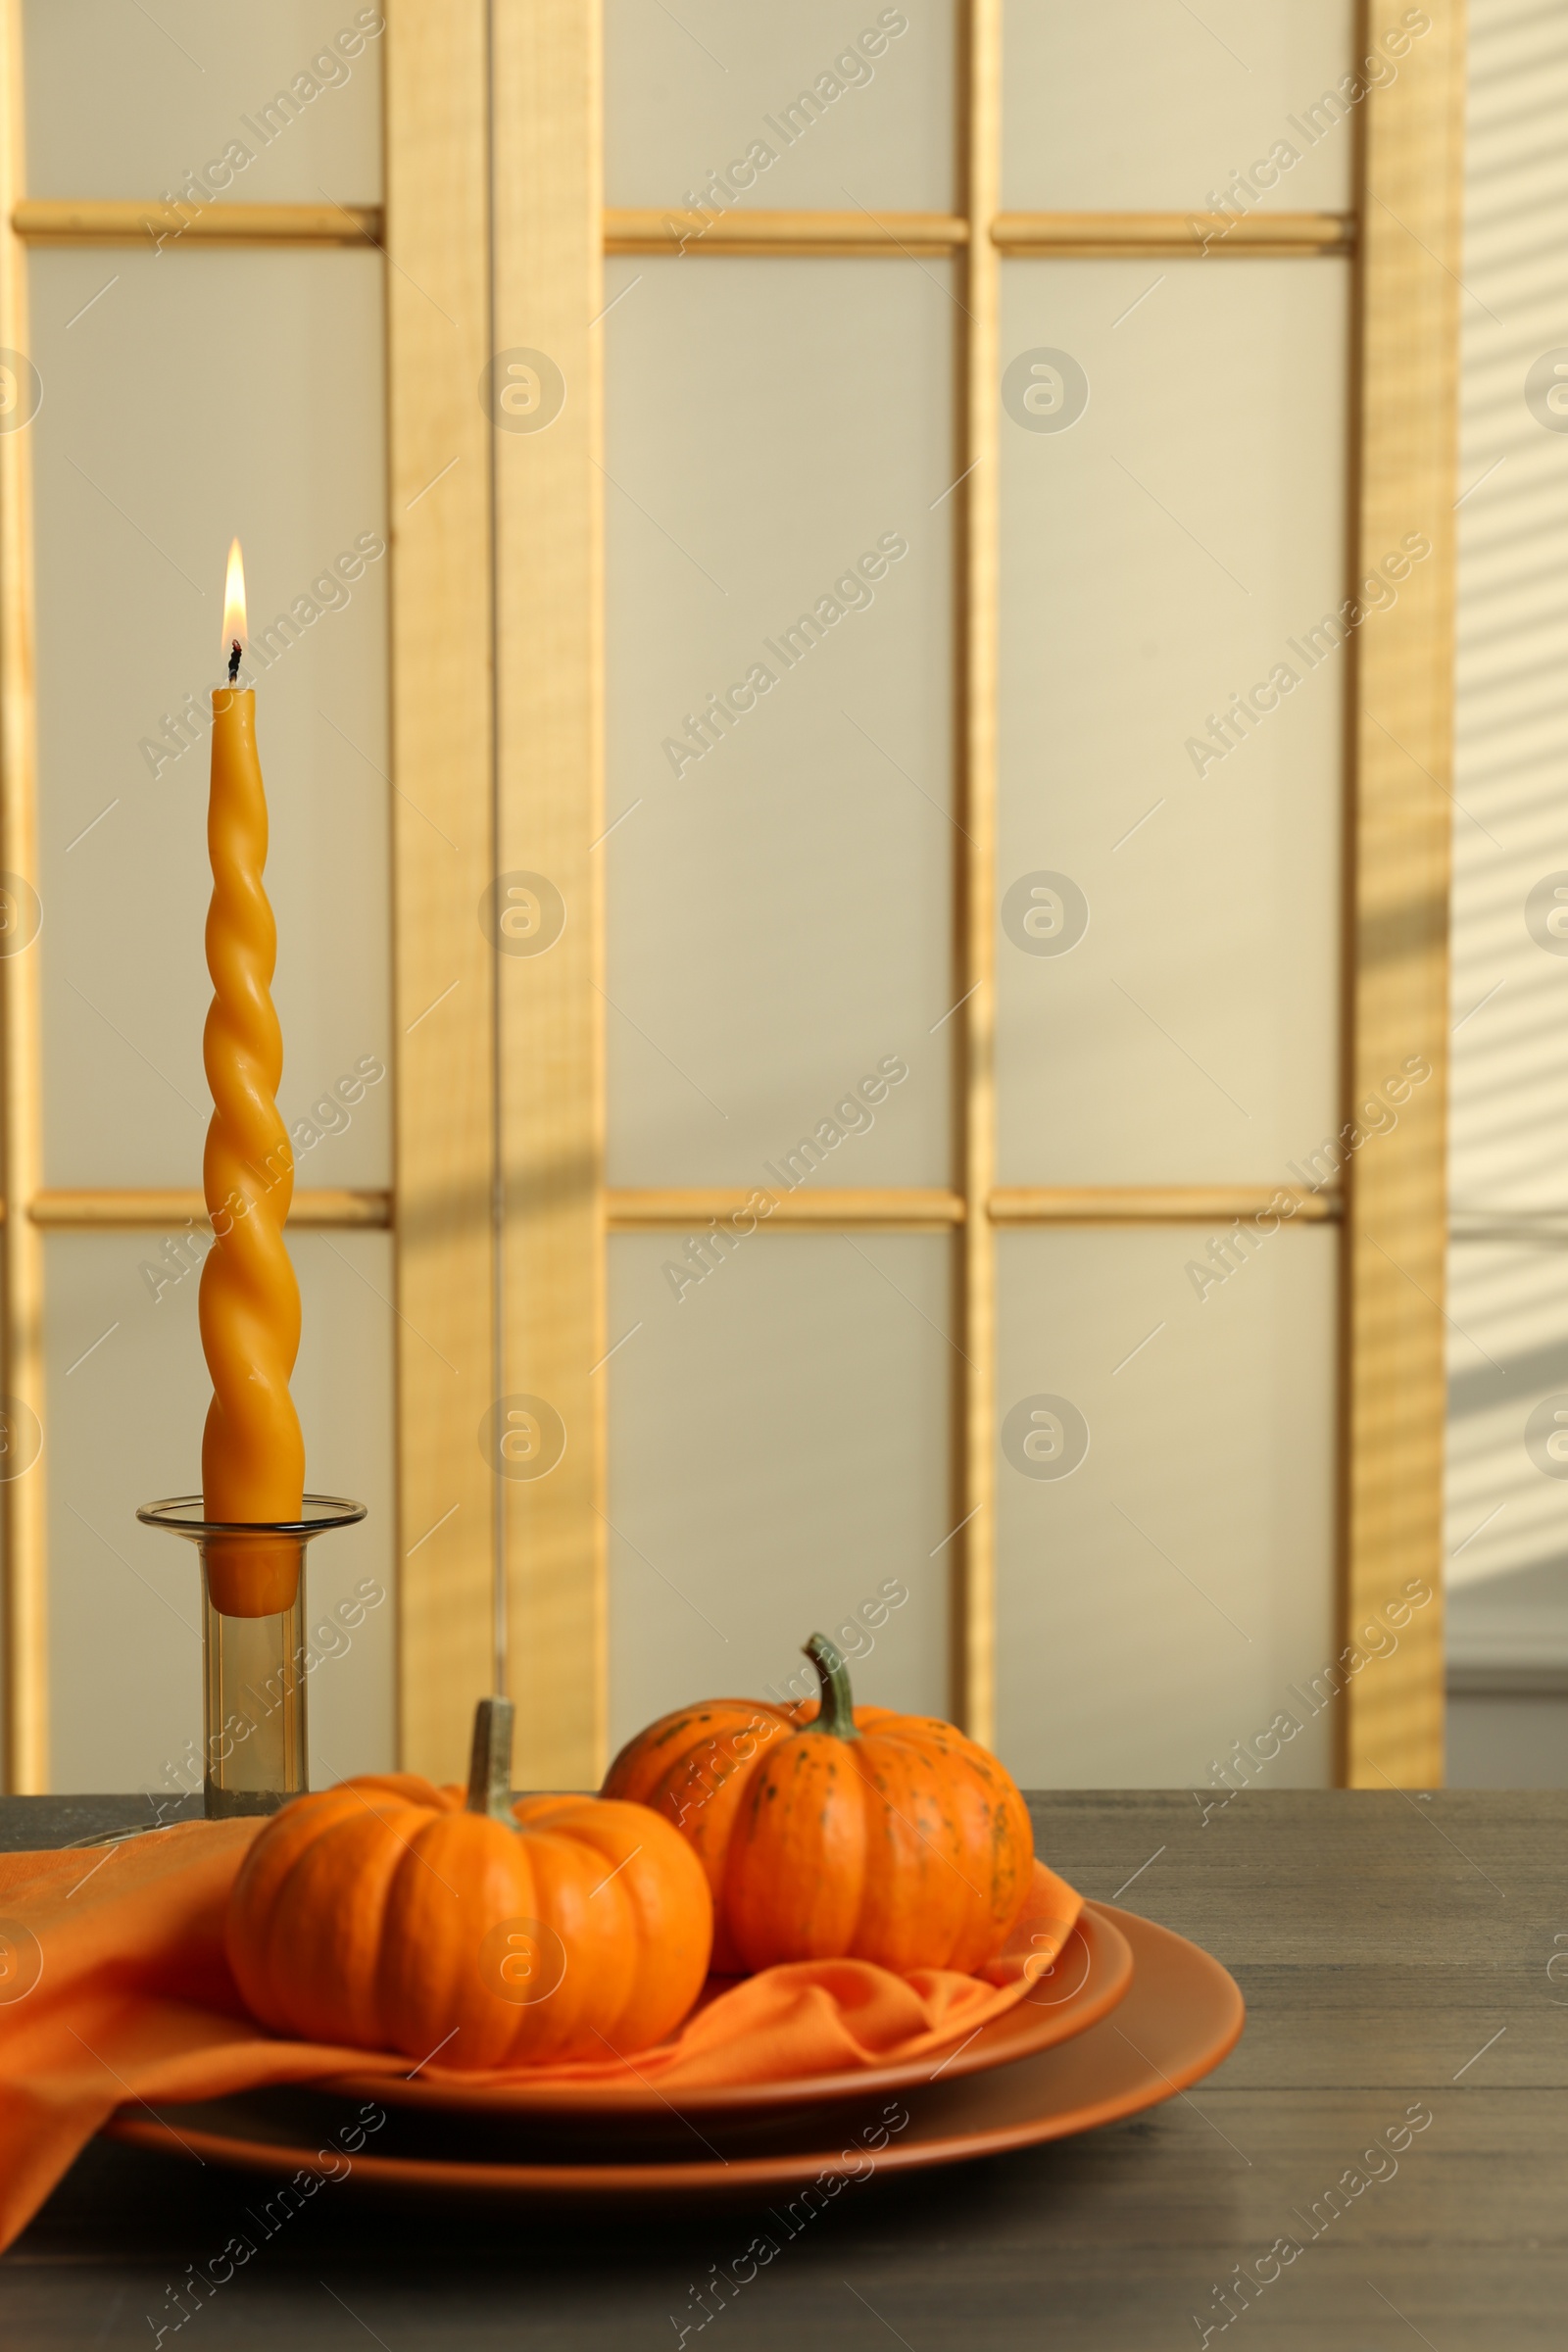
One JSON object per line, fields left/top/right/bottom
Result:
{"left": 803, "top": 1633, "right": 858, "bottom": 1740}
{"left": 466, "top": 1695, "right": 515, "bottom": 1820}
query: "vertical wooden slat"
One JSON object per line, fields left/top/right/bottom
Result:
{"left": 1344, "top": 0, "right": 1465, "bottom": 1787}
{"left": 491, "top": 0, "right": 607, "bottom": 1787}
{"left": 0, "top": 0, "right": 45, "bottom": 1790}
{"left": 385, "top": 1, "right": 498, "bottom": 1781}
{"left": 956, "top": 0, "right": 1001, "bottom": 1742}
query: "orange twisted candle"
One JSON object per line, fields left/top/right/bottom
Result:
{"left": 198, "top": 541, "right": 304, "bottom": 1616}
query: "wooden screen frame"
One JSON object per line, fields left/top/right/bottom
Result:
{"left": 0, "top": 0, "right": 1462, "bottom": 1790}
{"left": 0, "top": 0, "right": 45, "bottom": 1792}
{"left": 1343, "top": 0, "right": 1464, "bottom": 1787}
{"left": 383, "top": 1, "right": 500, "bottom": 1784}
{"left": 490, "top": 1, "right": 607, "bottom": 1790}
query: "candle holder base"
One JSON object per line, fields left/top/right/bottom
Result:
{"left": 137, "top": 1495, "right": 368, "bottom": 1818}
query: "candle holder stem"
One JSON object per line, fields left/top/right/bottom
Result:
{"left": 138, "top": 1495, "right": 367, "bottom": 1818}
{"left": 201, "top": 1563, "right": 308, "bottom": 1816}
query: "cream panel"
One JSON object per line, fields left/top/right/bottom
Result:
{"left": 29, "top": 247, "right": 390, "bottom": 1189}
{"left": 1450, "top": 0, "right": 1568, "bottom": 1214}
{"left": 22, "top": 0, "right": 383, "bottom": 203}
{"left": 1446, "top": 1240, "right": 1568, "bottom": 1651}
{"left": 45, "top": 1232, "right": 394, "bottom": 1793}
{"left": 1445, "top": 0, "right": 1568, "bottom": 1691}
{"left": 605, "top": 258, "right": 954, "bottom": 1188}
{"left": 605, "top": 0, "right": 954, "bottom": 214}
{"left": 996, "top": 1226, "right": 1338, "bottom": 1789}
{"left": 607, "top": 1233, "right": 951, "bottom": 1753}
{"left": 1002, "top": 0, "right": 1358, "bottom": 214}
{"left": 997, "top": 258, "right": 1348, "bottom": 1186}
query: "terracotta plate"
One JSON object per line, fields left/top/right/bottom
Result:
{"left": 312, "top": 1901, "right": 1133, "bottom": 2121}
{"left": 103, "top": 1906, "right": 1242, "bottom": 2202}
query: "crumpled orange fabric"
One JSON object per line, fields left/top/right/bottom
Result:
{"left": 0, "top": 1821, "right": 1081, "bottom": 2254}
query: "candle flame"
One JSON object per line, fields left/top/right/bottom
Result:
{"left": 221, "top": 538, "right": 247, "bottom": 653}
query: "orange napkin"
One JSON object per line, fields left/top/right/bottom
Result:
{"left": 0, "top": 1821, "right": 1081, "bottom": 2254}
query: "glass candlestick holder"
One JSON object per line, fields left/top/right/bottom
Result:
{"left": 137, "top": 1495, "right": 368, "bottom": 1819}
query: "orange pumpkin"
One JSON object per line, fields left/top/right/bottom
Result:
{"left": 227, "top": 1696, "right": 711, "bottom": 2068}
{"left": 604, "top": 1634, "right": 1034, "bottom": 1975}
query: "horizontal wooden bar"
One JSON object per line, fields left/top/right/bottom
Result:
{"left": 606, "top": 1186, "right": 1342, "bottom": 1229}
{"left": 3, "top": 1186, "right": 1346, "bottom": 1233}
{"left": 26, "top": 1188, "right": 391, "bottom": 1230}
{"left": 990, "top": 1186, "right": 1342, "bottom": 1225}
{"left": 7, "top": 1185, "right": 1341, "bottom": 1232}
{"left": 12, "top": 200, "right": 381, "bottom": 247}
{"left": 1449, "top": 1206, "right": 1568, "bottom": 1246}
{"left": 993, "top": 210, "right": 1353, "bottom": 258}
{"left": 605, "top": 207, "right": 968, "bottom": 257}
{"left": 607, "top": 1187, "right": 966, "bottom": 1230}
{"left": 16, "top": 202, "right": 1348, "bottom": 262}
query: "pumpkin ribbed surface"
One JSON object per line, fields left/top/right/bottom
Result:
{"left": 604, "top": 1640, "right": 1034, "bottom": 1975}
{"left": 600, "top": 1696, "right": 808, "bottom": 1968}
{"left": 226, "top": 1741, "right": 711, "bottom": 2068}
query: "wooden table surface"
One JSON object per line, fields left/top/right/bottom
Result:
{"left": 3, "top": 1788, "right": 1563, "bottom": 2349}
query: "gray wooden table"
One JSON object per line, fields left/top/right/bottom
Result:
{"left": 3, "top": 1788, "right": 1562, "bottom": 2348}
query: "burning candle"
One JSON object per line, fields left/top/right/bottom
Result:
{"left": 198, "top": 540, "right": 305, "bottom": 1616}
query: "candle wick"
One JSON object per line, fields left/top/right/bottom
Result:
{"left": 227, "top": 640, "right": 242, "bottom": 686}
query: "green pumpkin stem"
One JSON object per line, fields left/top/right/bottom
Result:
{"left": 803, "top": 1633, "right": 858, "bottom": 1740}
{"left": 466, "top": 1694, "right": 516, "bottom": 1820}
